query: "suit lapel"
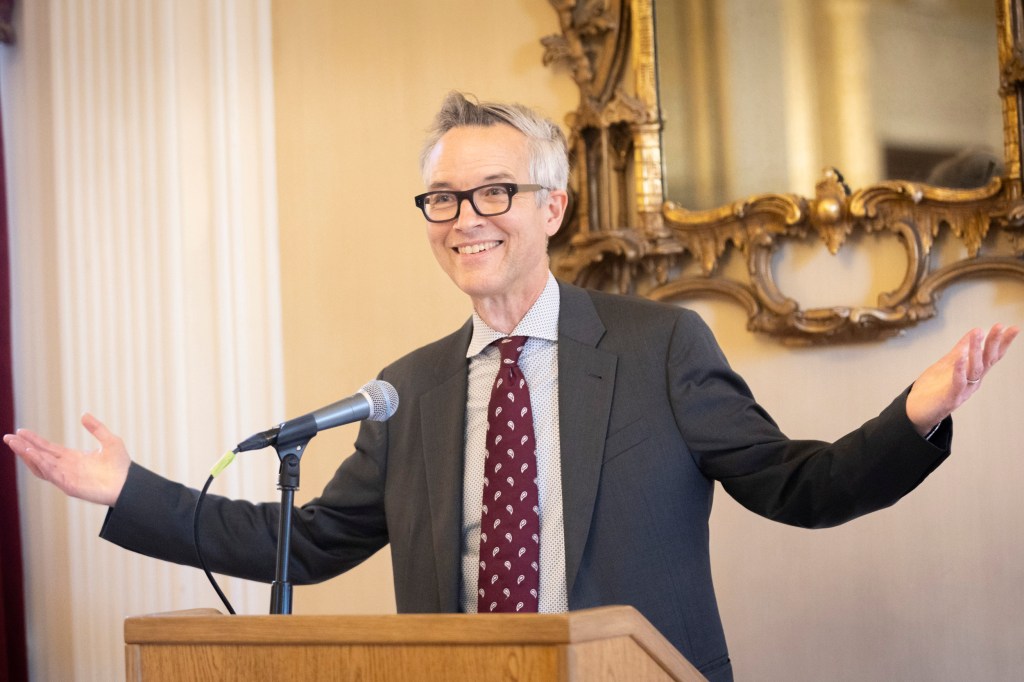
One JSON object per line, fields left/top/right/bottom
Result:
{"left": 420, "top": 320, "right": 472, "bottom": 612}
{"left": 556, "top": 283, "right": 617, "bottom": 598}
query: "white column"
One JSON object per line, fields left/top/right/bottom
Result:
{"left": 1, "top": 1, "right": 283, "bottom": 679}
{"left": 822, "top": 0, "right": 881, "bottom": 185}
{"left": 780, "top": 0, "right": 821, "bottom": 194}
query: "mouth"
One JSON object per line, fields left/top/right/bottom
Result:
{"left": 454, "top": 240, "right": 502, "bottom": 255}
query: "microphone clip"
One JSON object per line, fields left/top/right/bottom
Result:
{"left": 273, "top": 413, "right": 318, "bottom": 491}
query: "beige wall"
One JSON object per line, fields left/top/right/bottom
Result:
{"left": 280, "top": 0, "right": 1024, "bottom": 679}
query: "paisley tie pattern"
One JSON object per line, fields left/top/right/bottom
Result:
{"left": 477, "top": 336, "right": 540, "bottom": 614}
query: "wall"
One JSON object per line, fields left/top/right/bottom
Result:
{"left": 271, "top": 1, "right": 1024, "bottom": 681}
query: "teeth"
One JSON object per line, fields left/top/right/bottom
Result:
{"left": 456, "top": 241, "right": 500, "bottom": 255}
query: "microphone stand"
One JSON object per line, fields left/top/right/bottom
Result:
{"left": 268, "top": 414, "right": 318, "bottom": 615}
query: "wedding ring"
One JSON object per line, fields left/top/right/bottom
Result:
{"left": 966, "top": 377, "right": 980, "bottom": 384}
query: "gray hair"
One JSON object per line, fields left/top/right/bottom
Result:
{"left": 419, "top": 91, "right": 570, "bottom": 193}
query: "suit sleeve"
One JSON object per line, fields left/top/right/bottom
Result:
{"left": 667, "top": 309, "right": 951, "bottom": 528}
{"left": 99, "top": 416, "right": 391, "bottom": 584}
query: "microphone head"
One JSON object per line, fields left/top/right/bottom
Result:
{"left": 360, "top": 380, "right": 399, "bottom": 421}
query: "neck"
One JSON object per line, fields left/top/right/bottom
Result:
{"left": 472, "top": 277, "right": 548, "bottom": 334}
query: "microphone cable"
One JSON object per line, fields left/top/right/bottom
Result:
{"left": 192, "top": 449, "right": 239, "bottom": 615}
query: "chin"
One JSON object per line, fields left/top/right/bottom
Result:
{"left": 447, "top": 270, "right": 503, "bottom": 298}
{"left": 453, "top": 279, "right": 500, "bottom": 300}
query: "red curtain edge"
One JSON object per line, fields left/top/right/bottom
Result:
{"left": 1, "top": 11, "right": 31, "bottom": 679}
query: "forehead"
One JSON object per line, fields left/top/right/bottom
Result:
{"left": 425, "top": 124, "right": 531, "bottom": 189}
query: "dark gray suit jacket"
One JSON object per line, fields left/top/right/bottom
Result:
{"left": 101, "top": 281, "right": 951, "bottom": 681}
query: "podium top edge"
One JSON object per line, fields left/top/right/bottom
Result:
{"left": 124, "top": 605, "right": 644, "bottom": 646}
{"left": 124, "top": 605, "right": 704, "bottom": 679}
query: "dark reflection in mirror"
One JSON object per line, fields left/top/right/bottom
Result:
{"left": 923, "top": 146, "right": 1003, "bottom": 188}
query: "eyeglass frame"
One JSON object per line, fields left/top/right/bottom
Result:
{"left": 413, "top": 182, "right": 550, "bottom": 223}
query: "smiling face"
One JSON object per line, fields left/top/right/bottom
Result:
{"left": 423, "top": 124, "right": 567, "bottom": 331}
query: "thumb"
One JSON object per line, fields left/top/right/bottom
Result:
{"left": 80, "top": 413, "right": 119, "bottom": 447}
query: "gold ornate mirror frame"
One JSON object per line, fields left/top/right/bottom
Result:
{"left": 543, "top": 0, "right": 1024, "bottom": 344}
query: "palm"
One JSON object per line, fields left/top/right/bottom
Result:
{"left": 3, "top": 413, "right": 130, "bottom": 506}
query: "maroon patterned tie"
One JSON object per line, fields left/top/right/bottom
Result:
{"left": 477, "top": 336, "right": 540, "bottom": 613}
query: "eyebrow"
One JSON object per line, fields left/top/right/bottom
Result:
{"left": 427, "top": 172, "right": 518, "bottom": 191}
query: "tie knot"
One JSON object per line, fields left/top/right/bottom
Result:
{"left": 495, "top": 336, "right": 528, "bottom": 364}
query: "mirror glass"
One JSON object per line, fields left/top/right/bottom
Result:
{"left": 655, "top": 0, "right": 1002, "bottom": 210}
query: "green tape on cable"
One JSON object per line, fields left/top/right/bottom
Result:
{"left": 210, "top": 450, "right": 237, "bottom": 478}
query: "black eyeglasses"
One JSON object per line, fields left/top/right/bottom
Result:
{"left": 413, "top": 183, "right": 548, "bottom": 223}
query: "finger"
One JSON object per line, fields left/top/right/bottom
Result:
{"left": 81, "top": 413, "right": 119, "bottom": 448}
{"left": 1004, "top": 324, "right": 1021, "bottom": 353}
{"left": 981, "top": 324, "right": 1005, "bottom": 367}
{"left": 13, "top": 447, "right": 47, "bottom": 480}
{"left": 11, "top": 428, "right": 67, "bottom": 458}
{"left": 2, "top": 434, "right": 31, "bottom": 466}
{"left": 942, "top": 328, "right": 973, "bottom": 383}
{"left": 978, "top": 324, "right": 1019, "bottom": 375}
{"left": 4, "top": 434, "right": 58, "bottom": 481}
{"left": 937, "top": 328, "right": 970, "bottom": 372}
{"left": 990, "top": 325, "right": 1019, "bottom": 365}
{"left": 965, "top": 328, "right": 985, "bottom": 382}
{"left": 21, "top": 456, "right": 46, "bottom": 480}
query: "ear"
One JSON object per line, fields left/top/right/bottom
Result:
{"left": 543, "top": 189, "right": 569, "bottom": 238}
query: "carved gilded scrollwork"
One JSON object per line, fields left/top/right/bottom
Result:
{"left": 545, "top": 0, "right": 1024, "bottom": 345}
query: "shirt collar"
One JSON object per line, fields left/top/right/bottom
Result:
{"left": 466, "top": 273, "right": 560, "bottom": 358}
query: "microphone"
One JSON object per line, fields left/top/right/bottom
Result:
{"left": 235, "top": 380, "right": 399, "bottom": 452}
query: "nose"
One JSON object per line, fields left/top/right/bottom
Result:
{"left": 453, "top": 196, "right": 484, "bottom": 230}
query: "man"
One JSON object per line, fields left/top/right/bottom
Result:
{"left": 5, "top": 92, "right": 1018, "bottom": 681}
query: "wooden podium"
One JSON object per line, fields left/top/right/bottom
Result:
{"left": 124, "top": 605, "right": 706, "bottom": 681}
